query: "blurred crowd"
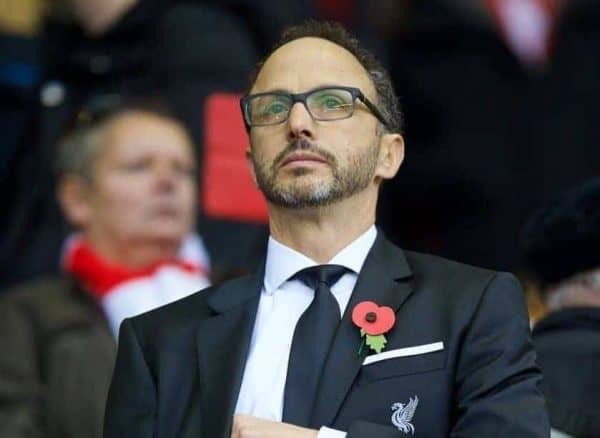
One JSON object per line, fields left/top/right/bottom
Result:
{"left": 0, "top": 0, "right": 598, "bottom": 437}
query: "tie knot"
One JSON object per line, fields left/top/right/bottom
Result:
{"left": 293, "top": 264, "right": 349, "bottom": 289}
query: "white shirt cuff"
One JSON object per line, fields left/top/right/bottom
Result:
{"left": 318, "top": 426, "right": 347, "bottom": 438}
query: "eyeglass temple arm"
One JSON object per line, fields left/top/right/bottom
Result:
{"left": 359, "top": 95, "right": 390, "bottom": 130}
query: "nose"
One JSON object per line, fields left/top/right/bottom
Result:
{"left": 155, "top": 163, "right": 178, "bottom": 193}
{"left": 287, "top": 101, "right": 315, "bottom": 141}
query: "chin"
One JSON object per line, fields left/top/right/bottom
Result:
{"left": 143, "top": 227, "right": 187, "bottom": 244}
{"left": 280, "top": 170, "right": 331, "bottom": 185}
{"left": 286, "top": 165, "right": 332, "bottom": 178}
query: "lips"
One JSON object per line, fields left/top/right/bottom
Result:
{"left": 280, "top": 152, "right": 328, "bottom": 168}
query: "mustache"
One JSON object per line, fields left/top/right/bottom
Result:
{"left": 273, "top": 138, "right": 337, "bottom": 169}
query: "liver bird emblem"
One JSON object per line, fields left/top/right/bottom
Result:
{"left": 391, "top": 396, "right": 419, "bottom": 434}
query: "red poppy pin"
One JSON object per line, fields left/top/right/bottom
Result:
{"left": 351, "top": 301, "right": 396, "bottom": 354}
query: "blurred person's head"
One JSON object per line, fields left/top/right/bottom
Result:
{"left": 241, "top": 20, "right": 404, "bottom": 214}
{"left": 56, "top": 97, "right": 197, "bottom": 269}
{"left": 522, "top": 178, "right": 600, "bottom": 310}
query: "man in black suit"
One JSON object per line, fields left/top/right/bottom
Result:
{"left": 104, "top": 21, "right": 549, "bottom": 437}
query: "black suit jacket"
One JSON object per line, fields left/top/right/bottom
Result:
{"left": 104, "top": 234, "right": 549, "bottom": 437}
{"left": 532, "top": 308, "right": 600, "bottom": 437}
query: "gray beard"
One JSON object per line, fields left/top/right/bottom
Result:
{"left": 251, "top": 138, "right": 379, "bottom": 208}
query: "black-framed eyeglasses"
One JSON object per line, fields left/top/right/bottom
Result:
{"left": 240, "top": 86, "right": 390, "bottom": 129}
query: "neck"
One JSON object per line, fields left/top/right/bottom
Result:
{"left": 268, "top": 188, "right": 378, "bottom": 263}
{"left": 84, "top": 232, "right": 181, "bottom": 269}
{"left": 71, "top": 0, "right": 138, "bottom": 37}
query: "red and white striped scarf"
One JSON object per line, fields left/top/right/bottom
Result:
{"left": 62, "top": 233, "right": 211, "bottom": 337}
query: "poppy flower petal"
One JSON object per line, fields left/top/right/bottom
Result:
{"left": 351, "top": 301, "right": 378, "bottom": 328}
{"left": 352, "top": 301, "right": 396, "bottom": 335}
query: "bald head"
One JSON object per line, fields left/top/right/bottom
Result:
{"left": 252, "top": 37, "right": 377, "bottom": 102}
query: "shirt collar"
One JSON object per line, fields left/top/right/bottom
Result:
{"left": 264, "top": 225, "right": 377, "bottom": 294}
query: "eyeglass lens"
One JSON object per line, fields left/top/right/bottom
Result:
{"left": 247, "top": 88, "right": 355, "bottom": 126}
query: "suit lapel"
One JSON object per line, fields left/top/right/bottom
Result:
{"left": 311, "top": 234, "right": 414, "bottom": 428}
{"left": 195, "top": 273, "right": 263, "bottom": 438}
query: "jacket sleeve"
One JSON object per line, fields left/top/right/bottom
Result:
{"left": 451, "top": 272, "right": 550, "bottom": 437}
{"left": 346, "top": 420, "right": 408, "bottom": 437}
{"left": 0, "top": 297, "right": 44, "bottom": 438}
{"left": 103, "top": 318, "right": 157, "bottom": 437}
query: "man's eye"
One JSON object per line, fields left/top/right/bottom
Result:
{"left": 122, "top": 161, "right": 150, "bottom": 171}
{"left": 323, "top": 97, "right": 344, "bottom": 108}
{"left": 314, "top": 94, "right": 348, "bottom": 110}
{"left": 264, "top": 102, "right": 288, "bottom": 114}
{"left": 174, "top": 163, "right": 196, "bottom": 177}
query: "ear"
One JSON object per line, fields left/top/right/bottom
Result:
{"left": 375, "top": 133, "right": 405, "bottom": 180}
{"left": 245, "top": 145, "right": 259, "bottom": 187}
{"left": 56, "top": 175, "right": 93, "bottom": 229}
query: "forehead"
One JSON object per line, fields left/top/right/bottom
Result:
{"left": 252, "top": 37, "right": 376, "bottom": 97}
{"left": 99, "top": 112, "right": 193, "bottom": 160}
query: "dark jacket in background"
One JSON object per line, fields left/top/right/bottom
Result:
{"left": 0, "top": 277, "right": 115, "bottom": 438}
{"left": 0, "top": 33, "right": 39, "bottom": 185}
{"left": 378, "top": 0, "right": 600, "bottom": 273}
{"left": 532, "top": 308, "right": 600, "bottom": 437}
{"left": 526, "top": 3, "right": 600, "bottom": 206}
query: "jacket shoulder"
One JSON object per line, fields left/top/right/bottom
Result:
{"left": 1, "top": 276, "right": 73, "bottom": 304}
{"left": 403, "top": 249, "right": 512, "bottom": 289}
{"left": 127, "top": 274, "right": 258, "bottom": 342}
{"left": 400, "top": 249, "right": 524, "bottom": 315}
{"left": 0, "top": 276, "right": 103, "bottom": 330}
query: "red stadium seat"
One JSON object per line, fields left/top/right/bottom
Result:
{"left": 201, "top": 93, "right": 269, "bottom": 223}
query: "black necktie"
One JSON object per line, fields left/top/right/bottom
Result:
{"left": 282, "top": 264, "right": 348, "bottom": 427}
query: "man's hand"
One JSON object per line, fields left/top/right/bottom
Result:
{"left": 231, "top": 415, "right": 319, "bottom": 438}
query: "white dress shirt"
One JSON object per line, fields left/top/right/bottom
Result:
{"left": 234, "top": 226, "right": 377, "bottom": 438}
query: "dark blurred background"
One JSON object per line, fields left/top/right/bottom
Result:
{"left": 1, "top": 0, "right": 598, "bottom": 291}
